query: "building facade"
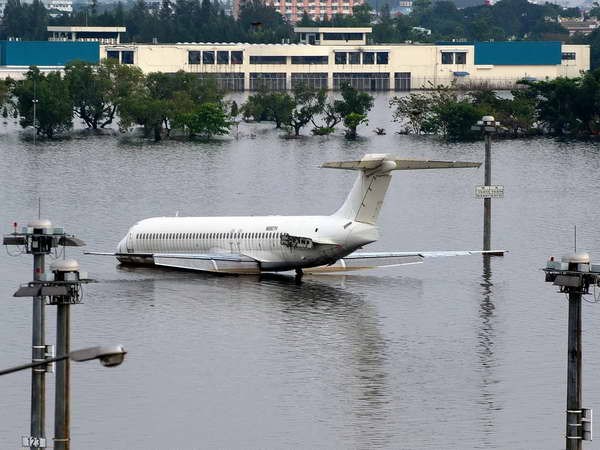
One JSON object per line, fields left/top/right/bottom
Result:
{"left": 99, "top": 30, "right": 590, "bottom": 91}
{"left": 0, "top": 28, "right": 590, "bottom": 89}
{"left": 233, "top": 0, "right": 363, "bottom": 22}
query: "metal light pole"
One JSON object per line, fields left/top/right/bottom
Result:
{"left": 32, "top": 79, "right": 38, "bottom": 145}
{"left": 29, "top": 220, "right": 51, "bottom": 449}
{"left": 3, "top": 221, "right": 85, "bottom": 449}
{"left": 483, "top": 126, "right": 492, "bottom": 251}
{"left": 3, "top": 344, "right": 126, "bottom": 450}
{"left": 50, "top": 260, "right": 81, "bottom": 450}
{"left": 0, "top": 346, "right": 127, "bottom": 377}
{"left": 544, "top": 253, "right": 596, "bottom": 449}
{"left": 472, "top": 116, "right": 501, "bottom": 251}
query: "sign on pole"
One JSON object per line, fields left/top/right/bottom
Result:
{"left": 476, "top": 185, "right": 504, "bottom": 199}
{"left": 21, "top": 436, "right": 46, "bottom": 448}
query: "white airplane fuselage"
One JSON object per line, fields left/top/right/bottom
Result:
{"left": 116, "top": 215, "right": 378, "bottom": 271}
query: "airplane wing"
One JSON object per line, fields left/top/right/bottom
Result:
{"left": 304, "top": 250, "right": 506, "bottom": 274}
{"left": 153, "top": 253, "right": 261, "bottom": 274}
{"left": 85, "top": 251, "right": 261, "bottom": 274}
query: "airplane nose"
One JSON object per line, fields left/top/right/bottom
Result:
{"left": 116, "top": 236, "right": 127, "bottom": 253}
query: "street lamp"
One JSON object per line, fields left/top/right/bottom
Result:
{"left": 471, "top": 115, "right": 501, "bottom": 251}
{"left": 0, "top": 346, "right": 127, "bottom": 376}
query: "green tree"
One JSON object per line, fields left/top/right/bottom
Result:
{"left": 334, "top": 83, "right": 374, "bottom": 139}
{"left": 389, "top": 93, "right": 436, "bottom": 134}
{"left": 64, "top": 60, "right": 115, "bottom": 129}
{"left": 241, "top": 90, "right": 294, "bottom": 129}
{"left": 343, "top": 112, "right": 368, "bottom": 139}
{"left": 13, "top": 67, "right": 73, "bottom": 138}
{"left": 118, "top": 89, "right": 167, "bottom": 141}
{"left": 285, "top": 85, "right": 326, "bottom": 136}
{"left": 175, "top": 102, "right": 230, "bottom": 138}
{"left": 435, "top": 100, "right": 481, "bottom": 140}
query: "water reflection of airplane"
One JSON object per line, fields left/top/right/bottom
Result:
{"left": 87, "top": 154, "right": 505, "bottom": 278}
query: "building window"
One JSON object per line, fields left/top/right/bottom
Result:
{"left": 291, "top": 55, "right": 328, "bottom": 64}
{"left": 107, "top": 50, "right": 119, "bottom": 60}
{"left": 202, "top": 51, "right": 215, "bottom": 64}
{"left": 348, "top": 52, "right": 360, "bottom": 64}
{"left": 249, "top": 55, "right": 287, "bottom": 64}
{"left": 562, "top": 52, "right": 576, "bottom": 60}
{"left": 322, "top": 32, "right": 363, "bottom": 40}
{"left": 291, "top": 73, "right": 328, "bottom": 89}
{"left": 441, "top": 52, "right": 454, "bottom": 64}
{"left": 200, "top": 72, "right": 245, "bottom": 91}
{"left": 362, "top": 52, "right": 374, "bottom": 64}
{"left": 455, "top": 52, "right": 466, "bottom": 64}
{"left": 217, "top": 51, "right": 229, "bottom": 64}
{"left": 333, "top": 72, "right": 390, "bottom": 91}
{"left": 394, "top": 72, "right": 411, "bottom": 91}
{"left": 231, "top": 51, "right": 243, "bottom": 64}
{"left": 376, "top": 52, "right": 388, "bottom": 64}
{"left": 121, "top": 51, "right": 134, "bottom": 64}
{"left": 250, "top": 72, "right": 287, "bottom": 90}
{"left": 335, "top": 52, "right": 347, "bottom": 64}
{"left": 188, "top": 51, "right": 201, "bottom": 64}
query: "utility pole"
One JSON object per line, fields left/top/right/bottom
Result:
{"left": 472, "top": 116, "right": 502, "bottom": 251}
{"left": 3, "top": 221, "right": 85, "bottom": 449}
{"left": 48, "top": 259, "right": 88, "bottom": 450}
{"left": 32, "top": 79, "right": 38, "bottom": 146}
{"left": 544, "top": 252, "right": 596, "bottom": 449}
{"left": 483, "top": 127, "right": 492, "bottom": 251}
{"left": 29, "top": 220, "right": 51, "bottom": 450}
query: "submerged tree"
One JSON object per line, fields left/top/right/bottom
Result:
{"left": 64, "top": 60, "right": 114, "bottom": 129}
{"left": 284, "top": 85, "right": 326, "bottom": 136}
{"left": 334, "top": 83, "right": 374, "bottom": 139}
{"left": 174, "top": 102, "right": 231, "bottom": 139}
{"left": 118, "top": 70, "right": 226, "bottom": 141}
{"left": 13, "top": 67, "right": 73, "bottom": 138}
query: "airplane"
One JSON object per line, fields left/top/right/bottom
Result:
{"left": 87, "top": 153, "right": 505, "bottom": 278}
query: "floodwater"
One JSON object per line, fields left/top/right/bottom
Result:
{"left": 1, "top": 94, "right": 600, "bottom": 449}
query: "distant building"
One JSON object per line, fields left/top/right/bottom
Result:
{"left": 44, "top": 0, "right": 73, "bottom": 14}
{"left": 232, "top": 0, "right": 364, "bottom": 23}
{"left": 0, "top": 27, "right": 590, "bottom": 88}
{"left": 47, "top": 26, "right": 126, "bottom": 45}
{"left": 0, "top": 0, "right": 72, "bottom": 18}
{"left": 559, "top": 19, "right": 599, "bottom": 36}
{"left": 391, "top": 0, "right": 412, "bottom": 15}
{"left": 98, "top": 29, "right": 589, "bottom": 91}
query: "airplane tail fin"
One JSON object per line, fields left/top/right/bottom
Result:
{"left": 322, "top": 154, "right": 480, "bottom": 225}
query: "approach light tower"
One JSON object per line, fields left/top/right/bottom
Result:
{"left": 544, "top": 252, "right": 597, "bottom": 450}
{"left": 3, "top": 221, "right": 85, "bottom": 449}
{"left": 472, "top": 115, "right": 503, "bottom": 251}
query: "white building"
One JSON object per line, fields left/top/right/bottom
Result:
{"left": 99, "top": 27, "right": 590, "bottom": 91}
{"left": 44, "top": 0, "right": 73, "bottom": 14}
{"left": 0, "top": 0, "right": 72, "bottom": 17}
{"left": 233, "top": 0, "right": 364, "bottom": 23}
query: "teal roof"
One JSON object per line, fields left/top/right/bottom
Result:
{"left": 0, "top": 41, "right": 99, "bottom": 66}
{"left": 474, "top": 41, "right": 561, "bottom": 65}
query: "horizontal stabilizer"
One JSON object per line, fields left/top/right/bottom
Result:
{"left": 322, "top": 157, "right": 481, "bottom": 171}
